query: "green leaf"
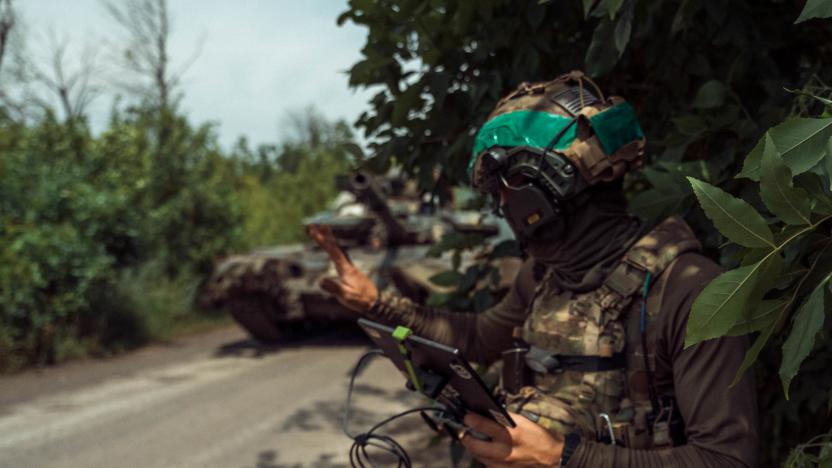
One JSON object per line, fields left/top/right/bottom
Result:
{"left": 629, "top": 167, "right": 691, "bottom": 221}
{"left": 780, "top": 277, "right": 829, "bottom": 398}
{"left": 738, "top": 117, "right": 832, "bottom": 181}
{"left": 628, "top": 188, "right": 687, "bottom": 221}
{"left": 726, "top": 299, "right": 786, "bottom": 336}
{"left": 795, "top": 172, "right": 832, "bottom": 215}
{"left": 613, "top": 3, "right": 633, "bottom": 54}
{"left": 692, "top": 80, "right": 729, "bottom": 109}
{"left": 429, "top": 270, "right": 463, "bottom": 287}
{"left": 760, "top": 133, "right": 813, "bottom": 225}
{"left": 426, "top": 292, "right": 451, "bottom": 307}
{"left": 672, "top": 115, "right": 706, "bottom": 136}
{"left": 604, "top": 0, "right": 625, "bottom": 19}
{"left": 458, "top": 265, "right": 479, "bottom": 292}
{"left": 685, "top": 253, "right": 782, "bottom": 347}
{"left": 671, "top": 0, "right": 697, "bottom": 34}
{"left": 452, "top": 250, "right": 461, "bottom": 270}
{"left": 391, "top": 85, "right": 423, "bottom": 126}
{"left": 826, "top": 136, "right": 832, "bottom": 190}
{"left": 687, "top": 177, "right": 774, "bottom": 248}
{"left": 585, "top": 17, "right": 620, "bottom": 77}
{"left": 795, "top": 0, "right": 832, "bottom": 23}
{"left": 582, "top": 0, "right": 597, "bottom": 17}
{"left": 732, "top": 318, "right": 776, "bottom": 386}
{"left": 489, "top": 239, "right": 521, "bottom": 259}
{"left": 795, "top": 241, "right": 832, "bottom": 301}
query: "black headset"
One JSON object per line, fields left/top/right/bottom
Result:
{"left": 472, "top": 85, "right": 600, "bottom": 242}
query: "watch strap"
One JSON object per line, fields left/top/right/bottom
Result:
{"left": 559, "top": 432, "right": 581, "bottom": 467}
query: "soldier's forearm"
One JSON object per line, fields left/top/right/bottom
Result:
{"left": 367, "top": 291, "right": 506, "bottom": 364}
{"left": 368, "top": 290, "right": 477, "bottom": 345}
{"left": 568, "top": 440, "right": 750, "bottom": 468}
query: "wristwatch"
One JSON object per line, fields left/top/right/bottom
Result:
{"left": 559, "top": 432, "right": 581, "bottom": 467}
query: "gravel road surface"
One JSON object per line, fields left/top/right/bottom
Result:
{"left": 0, "top": 326, "right": 462, "bottom": 468}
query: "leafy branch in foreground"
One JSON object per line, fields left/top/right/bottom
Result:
{"left": 686, "top": 113, "right": 832, "bottom": 400}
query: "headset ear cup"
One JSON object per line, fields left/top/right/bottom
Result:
{"left": 501, "top": 182, "right": 560, "bottom": 241}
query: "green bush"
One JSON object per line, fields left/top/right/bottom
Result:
{"left": 237, "top": 147, "right": 352, "bottom": 247}
{"left": 0, "top": 102, "right": 357, "bottom": 371}
{"left": 0, "top": 106, "right": 243, "bottom": 370}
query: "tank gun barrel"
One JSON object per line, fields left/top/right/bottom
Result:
{"left": 349, "top": 172, "right": 417, "bottom": 245}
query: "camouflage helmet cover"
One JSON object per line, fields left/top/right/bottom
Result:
{"left": 470, "top": 70, "right": 646, "bottom": 190}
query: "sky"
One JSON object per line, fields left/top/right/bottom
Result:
{"left": 15, "top": 0, "right": 375, "bottom": 149}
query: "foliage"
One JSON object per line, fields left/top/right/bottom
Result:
{"left": 0, "top": 107, "right": 238, "bottom": 369}
{"left": 339, "top": 0, "right": 832, "bottom": 464}
{"left": 235, "top": 147, "right": 352, "bottom": 246}
{"left": 340, "top": 0, "right": 828, "bottom": 206}
{"left": 784, "top": 431, "right": 832, "bottom": 468}
{"left": 231, "top": 110, "right": 359, "bottom": 247}
{"left": 685, "top": 119, "right": 832, "bottom": 389}
{"left": 686, "top": 109, "right": 832, "bottom": 464}
{"left": 425, "top": 232, "right": 520, "bottom": 312}
{"left": 0, "top": 97, "right": 353, "bottom": 371}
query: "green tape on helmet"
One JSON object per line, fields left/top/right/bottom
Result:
{"left": 469, "top": 104, "right": 644, "bottom": 179}
{"left": 588, "top": 103, "right": 644, "bottom": 156}
{"left": 469, "top": 110, "right": 577, "bottom": 177}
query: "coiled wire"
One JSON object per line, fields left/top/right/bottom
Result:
{"left": 343, "top": 349, "right": 439, "bottom": 468}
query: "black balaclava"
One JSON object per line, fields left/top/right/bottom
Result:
{"left": 524, "top": 181, "right": 645, "bottom": 293}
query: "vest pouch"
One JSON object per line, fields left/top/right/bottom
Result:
{"left": 506, "top": 386, "right": 599, "bottom": 440}
{"left": 501, "top": 347, "right": 531, "bottom": 394}
{"left": 620, "top": 401, "right": 654, "bottom": 448}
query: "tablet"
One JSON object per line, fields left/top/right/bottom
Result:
{"left": 358, "top": 318, "right": 515, "bottom": 428}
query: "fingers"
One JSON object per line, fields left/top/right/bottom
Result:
{"left": 460, "top": 435, "right": 512, "bottom": 464}
{"left": 460, "top": 413, "right": 513, "bottom": 463}
{"left": 320, "top": 276, "right": 377, "bottom": 313}
{"left": 464, "top": 412, "right": 511, "bottom": 443}
{"left": 319, "top": 277, "right": 345, "bottom": 297}
{"left": 306, "top": 224, "right": 354, "bottom": 275}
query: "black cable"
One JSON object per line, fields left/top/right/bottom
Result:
{"left": 343, "top": 349, "right": 385, "bottom": 440}
{"left": 343, "top": 349, "right": 441, "bottom": 468}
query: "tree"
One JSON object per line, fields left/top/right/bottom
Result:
{"left": 277, "top": 106, "right": 362, "bottom": 174}
{"left": 0, "top": 0, "right": 14, "bottom": 75}
{"left": 29, "top": 32, "right": 103, "bottom": 121}
{"left": 0, "top": 0, "right": 25, "bottom": 119}
{"left": 339, "top": 0, "right": 832, "bottom": 464}
{"left": 104, "top": 0, "right": 200, "bottom": 111}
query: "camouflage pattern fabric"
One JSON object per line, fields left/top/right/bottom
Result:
{"left": 472, "top": 70, "right": 646, "bottom": 187}
{"left": 506, "top": 217, "right": 701, "bottom": 449}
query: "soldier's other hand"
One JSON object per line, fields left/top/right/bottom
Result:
{"left": 306, "top": 224, "right": 379, "bottom": 313}
{"left": 460, "top": 412, "right": 564, "bottom": 468}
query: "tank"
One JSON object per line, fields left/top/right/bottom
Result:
{"left": 198, "top": 172, "right": 520, "bottom": 343}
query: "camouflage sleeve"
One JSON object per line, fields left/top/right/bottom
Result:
{"left": 365, "top": 260, "right": 537, "bottom": 365}
{"left": 567, "top": 253, "right": 758, "bottom": 468}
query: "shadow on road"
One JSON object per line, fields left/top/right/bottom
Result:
{"left": 253, "top": 450, "right": 344, "bottom": 468}
{"left": 251, "top": 434, "right": 455, "bottom": 468}
{"left": 275, "top": 380, "right": 455, "bottom": 466}
{"left": 214, "top": 327, "right": 372, "bottom": 359}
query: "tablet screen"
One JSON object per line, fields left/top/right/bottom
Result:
{"left": 358, "top": 318, "right": 515, "bottom": 428}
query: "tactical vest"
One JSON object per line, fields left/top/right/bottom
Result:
{"left": 504, "top": 217, "right": 702, "bottom": 449}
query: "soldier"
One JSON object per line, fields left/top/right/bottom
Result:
{"left": 308, "top": 71, "right": 758, "bottom": 467}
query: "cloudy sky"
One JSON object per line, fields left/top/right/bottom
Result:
{"left": 15, "top": 0, "right": 374, "bottom": 148}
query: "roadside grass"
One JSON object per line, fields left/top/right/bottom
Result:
{"left": 0, "top": 261, "right": 232, "bottom": 374}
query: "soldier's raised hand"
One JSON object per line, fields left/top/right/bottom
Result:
{"left": 306, "top": 224, "right": 379, "bottom": 313}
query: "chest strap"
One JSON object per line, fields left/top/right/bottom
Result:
{"left": 526, "top": 345, "right": 626, "bottom": 374}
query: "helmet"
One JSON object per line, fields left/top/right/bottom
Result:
{"left": 469, "top": 70, "right": 645, "bottom": 241}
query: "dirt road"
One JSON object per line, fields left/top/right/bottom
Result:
{"left": 0, "top": 326, "right": 460, "bottom": 468}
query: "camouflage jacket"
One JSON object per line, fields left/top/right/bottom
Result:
{"left": 367, "top": 217, "right": 759, "bottom": 467}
